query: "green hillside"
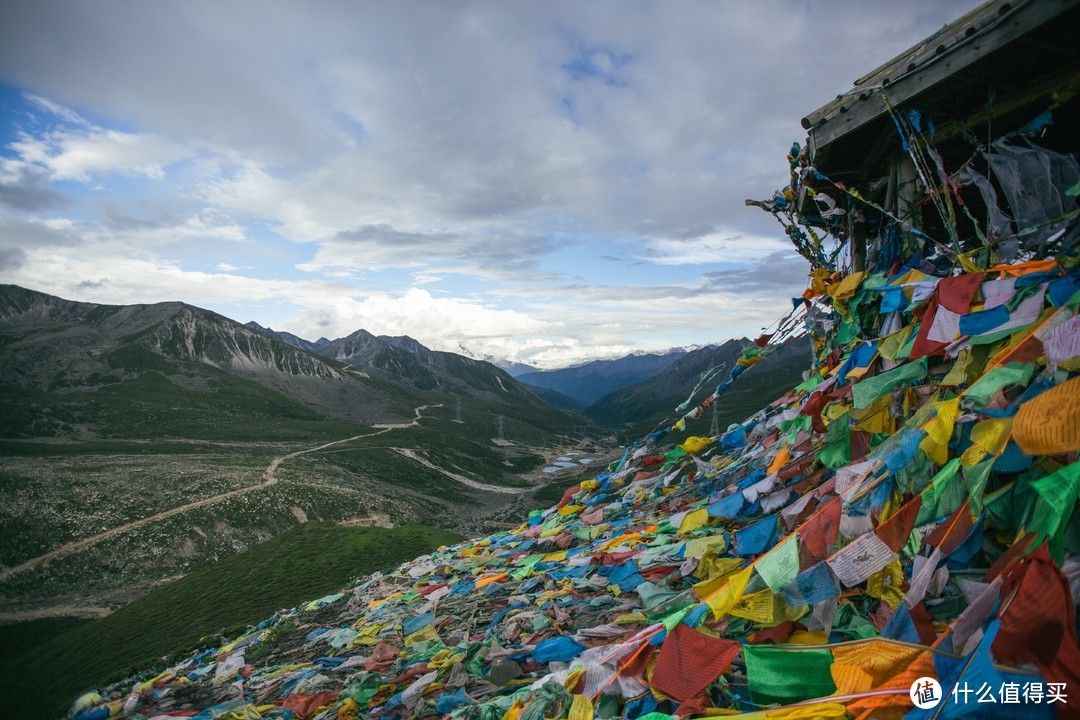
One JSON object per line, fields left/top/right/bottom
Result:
{"left": 585, "top": 337, "right": 810, "bottom": 439}
{"left": 0, "top": 522, "right": 461, "bottom": 720}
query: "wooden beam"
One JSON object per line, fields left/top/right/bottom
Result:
{"left": 806, "top": 0, "right": 1078, "bottom": 151}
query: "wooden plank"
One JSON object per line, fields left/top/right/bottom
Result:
{"left": 806, "top": 0, "right": 1077, "bottom": 150}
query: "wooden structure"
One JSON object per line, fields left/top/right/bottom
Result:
{"left": 774, "top": 0, "right": 1080, "bottom": 273}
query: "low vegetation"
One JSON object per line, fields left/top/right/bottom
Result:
{"left": 0, "top": 523, "right": 461, "bottom": 720}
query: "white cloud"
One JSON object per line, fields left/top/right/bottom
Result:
{"left": 642, "top": 229, "right": 791, "bottom": 266}
{"left": 0, "top": 0, "right": 985, "bottom": 365}
{"left": 11, "top": 127, "right": 189, "bottom": 182}
{"left": 3, "top": 243, "right": 351, "bottom": 309}
{"left": 285, "top": 286, "right": 555, "bottom": 352}
{"left": 197, "top": 161, "right": 334, "bottom": 241}
{"left": 23, "top": 93, "right": 89, "bottom": 126}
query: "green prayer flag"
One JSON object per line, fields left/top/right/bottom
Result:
{"left": 818, "top": 420, "right": 852, "bottom": 469}
{"left": 964, "top": 459, "right": 995, "bottom": 516}
{"left": 837, "top": 320, "right": 859, "bottom": 345}
{"left": 795, "top": 374, "right": 825, "bottom": 393}
{"left": 964, "top": 362, "right": 1035, "bottom": 407}
{"left": 636, "top": 581, "right": 684, "bottom": 610}
{"left": 916, "top": 458, "right": 964, "bottom": 525}
{"left": 833, "top": 603, "right": 880, "bottom": 640}
{"left": 660, "top": 605, "right": 691, "bottom": 630}
{"left": 743, "top": 645, "right": 836, "bottom": 705}
{"left": 852, "top": 356, "right": 928, "bottom": 409}
{"left": 1030, "top": 460, "right": 1080, "bottom": 542}
{"left": 754, "top": 534, "right": 800, "bottom": 591}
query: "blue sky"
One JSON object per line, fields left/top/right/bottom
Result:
{"left": 0, "top": 1, "right": 981, "bottom": 368}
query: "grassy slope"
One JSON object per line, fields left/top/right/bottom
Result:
{"left": 0, "top": 523, "right": 461, "bottom": 720}
{"left": 0, "top": 361, "right": 372, "bottom": 443}
{"left": 587, "top": 340, "right": 809, "bottom": 441}
{"left": 0, "top": 617, "right": 91, "bottom": 665}
{"left": 0, "top": 405, "right": 551, "bottom": 600}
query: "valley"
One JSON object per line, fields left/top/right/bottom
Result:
{"left": 0, "top": 285, "right": 616, "bottom": 619}
{"left": 0, "top": 403, "right": 609, "bottom": 612}
{"left": 0, "top": 284, "right": 786, "bottom": 628}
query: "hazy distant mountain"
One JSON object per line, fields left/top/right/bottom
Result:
{"left": 523, "top": 384, "right": 587, "bottom": 411}
{"left": 489, "top": 359, "right": 539, "bottom": 377}
{"left": 517, "top": 350, "right": 686, "bottom": 406}
{"left": 583, "top": 340, "right": 746, "bottom": 429}
{"left": 322, "top": 329, "right": 532, "bottom": 403}
{"left": 245, "top": 324, "right": 556, "bottom": 409}
{"left": 584, "top": 337, "right": 811, "bottom": 435}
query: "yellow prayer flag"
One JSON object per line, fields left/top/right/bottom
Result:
{"left": 851, "top": 394, "right": 895, "bottom": 434}
{"left": 1013, "top": 375, "right": 1080, "bottom": 455}
{"left": 919, "top": 396, "right": 961, "bottom": 465}
{"left": 705, "top": 566, "right": 752, "bottom": 618}
{"left": 960, "top": 417, "right": 1012, "bottom": 466}
{"left": 404, "top": 623, "right": 441, "bottom": 647}
{"left": 728, "top": 588, "right": 774, "bottom": 624}
{"left": 679, "top": 435, "right": 713, "bottom": 455}
{"left": 568, "top": 693, "right": 594, "bottom": 720}
{"left": 827, "top": 271, "right": 866, "bottom": 300}
{"left": 678, "top": 507, "right": 711, "bottom": 534}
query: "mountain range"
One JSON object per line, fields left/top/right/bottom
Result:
{"left": 241, "top": 323, "right": 733, "bottom": 419}
{"left": 0, "top": 284, "right": 596, "bottom": 605}
{"left": 515, "top": 350, "right": 688, "bottom": 408}
{"left": 0, "top": 284, "right": 807, "bottom": 613}
{"left": 586, "top": 335, "right": 811, "bottom": 436}
{"left": 0, "top": 284, "right": 579, "bottom": 441}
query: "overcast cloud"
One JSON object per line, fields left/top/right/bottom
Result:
{"left": 0, "top": 0, "right": 982, "bottom": 367}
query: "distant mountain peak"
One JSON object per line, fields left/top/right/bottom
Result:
{"left": 516, "top": 348, "right": 691, "bottom": 407}
{"left": 378, "top": 334, "right": 429, "bottom": 354}
{"left": 245, "top": 322, "right": 332, "bottom": 354}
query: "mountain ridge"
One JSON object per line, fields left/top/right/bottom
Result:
{"left": 584, "top": 336, "right": 811, "bottom": 436}
{"left": 0, "top": 283, "right": 602, "bottom": 619}
{"left": 517, "top": 350, "right": 687, "bottom": 406}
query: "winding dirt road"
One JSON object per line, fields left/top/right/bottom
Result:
{"left": 0, "top": 404, "right": 441, "bottom": 583}
{"left": 391, "top": 448, "right": 530, "bottom": 495}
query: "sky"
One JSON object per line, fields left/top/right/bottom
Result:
{"left": 0, "top": 1, "right": 982, "bottom": 369}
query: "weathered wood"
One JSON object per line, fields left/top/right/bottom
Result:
{"left": 804, "top": 0, "right": 1077, "bottom": 151}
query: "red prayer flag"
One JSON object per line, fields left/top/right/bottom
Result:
{"left": 910, "top": 273, "right": 983, "bottom": 360}
{"left": 993, "top": 545, "right": 1080, "bottom": 720}
{"left": 984, "top": 532, "right": 1037, "bottom": 582}
{"left": 617, "top": 642, "right": 654, "bottom": 677}
{"left": 875, "top": 496, "right": 922, "bottom": 552}
{"left": 925, "top": 499, "right": 973, "bottom": 556}
{"left": 651, "top": 623, "right": 740, "bottom": 701}
{"left": 799, "top": 496, "right": 842, "bottom": 564}
{"left": 277, "top": 692, "right": 340, "bottom": 719}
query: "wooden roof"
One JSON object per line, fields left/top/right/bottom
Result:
{"left": 803, "top": 0, "right": 1080, "bottom": 163}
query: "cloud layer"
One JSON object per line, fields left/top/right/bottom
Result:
{"left": 0, "top": 1, "right": 981, "bottom": 367}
